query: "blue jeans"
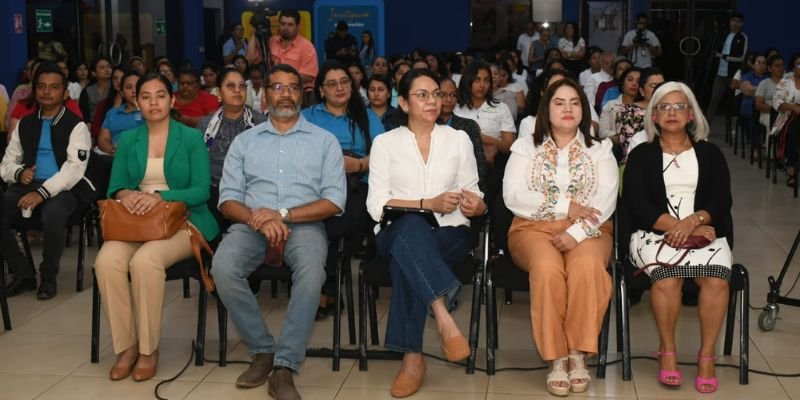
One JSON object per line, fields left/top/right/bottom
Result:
{"left": 375, "top": 214, "right": 472, "bottom": 353}
{"left": 212, "top": 222, "right": 327, "bottom": 371}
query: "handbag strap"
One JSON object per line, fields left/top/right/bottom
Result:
{"left": 186, "top": 224, "right": 216, "bottom": 293}
{"left": 634, "top": 241, "right": 692, "bottom": 277}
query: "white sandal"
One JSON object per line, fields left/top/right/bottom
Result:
{"left": 567, "top": 354, "right": 591, "bottom": 393}
{"left": 546, "top": 357, "right": 570, "bottom": 397}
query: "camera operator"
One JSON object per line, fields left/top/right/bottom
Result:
{"left": 621, "top": 13, "right": 662, "bottom": 68}
{"left": 245, "top": 9, "right": 319, "bottom": 107}
{"left": 325, "top": 21, "right": 359, "bottom": 65}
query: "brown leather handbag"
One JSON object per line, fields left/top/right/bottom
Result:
{"left": 98, "top": 200, "right": 188, "bottom": 242}
{"left": 97, "top": 199, "right": 217, "bottom": 292}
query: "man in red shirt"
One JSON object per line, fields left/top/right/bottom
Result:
{"left": 173, "top": 69, "right": 219, "bottom": 127}
{"left": 247, "top": 9, "right": 318, "bottom": 106}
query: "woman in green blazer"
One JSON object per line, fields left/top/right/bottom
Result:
{"left": 94, "top": 73, "right": 219, "bottom": 382}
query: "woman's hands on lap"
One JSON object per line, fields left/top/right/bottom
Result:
{"left": 459, "top": 189, "right": 486, "bottom": 217}
{"left": 118, "top": 190, "right": 162, "bottom": 215}
{"left": 568, "top": 201, "right": 601, "bottom": 225}
{"left": 664, "top": 217, "right": 700, "bottom": 247}
{"left": 551, "top": 232, "right": 578, "bottom": 252}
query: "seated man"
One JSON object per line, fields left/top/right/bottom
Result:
{"left": 1, "top": 62, "right": 94, "bottom": 300}
{"left": 173, "top": 68, "right": 220, "bottom": 128}
{"left": 212, "top": 64, "right": 346, "bottom": 400}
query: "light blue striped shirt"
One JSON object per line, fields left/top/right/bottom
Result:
{"left": 218, "top": 115, "right": 347, "bottom": 213}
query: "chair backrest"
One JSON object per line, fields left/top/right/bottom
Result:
{"left": 491, "top": 190, "right": 514, "bottom": 253}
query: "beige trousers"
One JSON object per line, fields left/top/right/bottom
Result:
{"left": 94, "top": 230, "right": 193, "bottom": 355}
{"left": 507, "top": 217, "right": 613, "bottom": 361}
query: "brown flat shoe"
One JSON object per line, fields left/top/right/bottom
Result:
{"left": 132, "top": 350, "right": 159, "bottom": 382}
{"left": 390, "top": 357, "right": 426, "bottom": 398}
{"left": 441, "top": 335, "right": 470, "bottom": 362}
{"left": 109, "top": 353, "right": 138, "bottom": 381}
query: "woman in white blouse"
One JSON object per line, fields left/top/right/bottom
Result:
{"left": 503, "top": 77, "right": 617, "bottom": 396}
{"left": 559, "top": 22, "right": 586, "bottom": 74}
{"left": 454, "top": 61, "right": 516, "bottom": 166}
{"left": 367, "top": 68, "right": 486, "bottom": 398}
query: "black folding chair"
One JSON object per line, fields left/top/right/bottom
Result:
{"left": 483, "top": 196, "right": 612, "bottom": 377}
{"left": 357, "top": 217, "right": 488, "bottom": 374}
{"left": 0, "top": 260, "right": 10, "bottom": 331}
{"left": 90, "top": 256, "right": 212, "bottom": 366}
{"left": 215, "top": 236, "right": 357, "bottom": 371}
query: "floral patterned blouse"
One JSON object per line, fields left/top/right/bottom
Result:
{"left": 615, "top": 103, "right": 646, "bottom": 162}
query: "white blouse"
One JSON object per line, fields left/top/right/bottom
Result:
{"left": 367, "top": 125, "right": 483, "bottom": 229}
{"left": 503, "top": 132, "right": 618, "bottom": 243}
{"left": 454, "top": 100, "right": 516, "bottom": 140}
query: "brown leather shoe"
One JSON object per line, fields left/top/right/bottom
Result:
{"left": 268, "top": 367, "right": 301, "bottom": 400}
{"left": 441, "top": 335, "right": 470, "bottom": 362}
{"left": 132, "top": 350, "right": 158, "bottom": 382}
{"left": 390, "top": 357, "right": 426, "bottom": 398}
{"left": 236, "top": 353, "right": 275, "bottom": 388}
{"left": 109, "top": 352, "right": 138, "bottom": 381}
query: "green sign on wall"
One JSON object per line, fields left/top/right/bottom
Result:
{"left": 155, "top": 18, "right": 166, "bottom": 36}
{"left": 36, "top": 9, "right": 53, "bottom": 33}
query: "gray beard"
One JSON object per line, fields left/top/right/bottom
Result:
{"left": 268, "top": 103, "right": 299, "bottom": 119}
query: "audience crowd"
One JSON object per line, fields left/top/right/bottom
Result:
{"left": 0, "top": 7, "right": 789, "bottom": 400}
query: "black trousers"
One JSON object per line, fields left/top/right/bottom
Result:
{"left": 1, "top": 183, "right": 78, "bottom": 279}
{"left": 785, "top": 117, "right": 800, "bottom": 167}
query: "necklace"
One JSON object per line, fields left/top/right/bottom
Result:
{"left": 660, "top": 137, "right": 691, "bottom": 171}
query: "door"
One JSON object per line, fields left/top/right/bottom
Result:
{"left": 650, "top": 0, "right": 735, "bottom": 106}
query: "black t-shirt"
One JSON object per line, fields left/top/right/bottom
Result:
{"left": 325, "top": 33, "right": 358, "bottom": 64}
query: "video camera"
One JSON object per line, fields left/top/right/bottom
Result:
{"left": 634, "top": 29, "right": 649, "bottom": 44}
{"left": 248, "top": 0, "right": 278, "bottom": 39}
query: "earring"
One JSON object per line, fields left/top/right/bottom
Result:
{"left": 688, "top": 115, "right": 694, "bottom": 121}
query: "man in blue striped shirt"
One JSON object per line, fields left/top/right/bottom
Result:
{"left": 212, "top": 64, "right": 346, "bottom": 400}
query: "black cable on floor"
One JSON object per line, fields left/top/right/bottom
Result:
{"left": 155, "top": 341, "right": 196, "bottom": 400}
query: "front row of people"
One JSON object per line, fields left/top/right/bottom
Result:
{"left": 2, "top": 61, "right": 732, "bottom": 399}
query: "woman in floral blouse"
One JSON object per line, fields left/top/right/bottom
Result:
{"left": 599, "top": 66, "right": 643, "bottom": 163}
{"left": 503, "top": 78, "right": 618, "bottom": 396}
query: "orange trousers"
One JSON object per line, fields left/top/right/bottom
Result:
{"left": 507, "top": 217, "right": 613, "bottom": 361}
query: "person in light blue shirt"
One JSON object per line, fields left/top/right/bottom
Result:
{"left": 302, "top": 60, "right": 384, "bottom": 318}
{"left": 222, "top": 24, "right": 248, "bottom": 65}
{"left": 98, "top": 71, "right": 143, "bottom": 154}
{"left": 212, "top": 64, "right": 346, "bottom": 398}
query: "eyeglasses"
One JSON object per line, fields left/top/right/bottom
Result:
{"left": 224, "top": 83, "right": 248, "bottom": 92}
{"left": 322, "top": 78, "right": 351, "bottom": 89}
{"left": 411, "top": 90, "right": 443, "bottom": 101}
{"left": 268, "top": 83, "right": 302, "bottom": 94}
{"left": 655, "top": 102, "right": 690, "bottom": 113}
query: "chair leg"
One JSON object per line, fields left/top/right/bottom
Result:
{"left": 182, "top": 277, "right": 191, "bottom": 298}
{"left": 66, "top": 225, "right": 73, "bottom": 248}
{"left": 466, "top": 268, "right": 482, "bottom": 374}
{"left": 343, "top": 256, "right": 356, "bottom": 345}
{"left": 21, "top": 232, "right": 35, "bottom": 272}
{"left": 737, "top": 264, "right": 750, "bottom": 385}
{"left": 91, "top": 272, "right": 101, "bottom": 363}
{"left": 368, "top": 284, "right": 379, "bottom": 346}
{"left": 358, "top": 265, "right": 368, "bottom": 371}
{"left": 485, "top": 273, "right": 497, "bottom": 375}
{"left": 0, "top": 256, "right": 10, "bottom": 331}
{"left": 596, "top": 296, "right": 611, "bottom": 379}
{"left": 195, "top": 282, "right": 207, "bottom": 366}
{"left": 723, "top": 280, "right": 737, "bottom": 356}
{"left": 217, "top": 299, "right": 228, "bottom": 367}
{"left": 504, "top": 289, "right": 512, "bottom": 305}
{"left": 76, "top": 220, "right": 86, "bottom": 292}
{"left": 618, "top": 264, "right": 632, "bottom": 381}
{"left": 332, "top": 251, "right": 342, "bottom": 372}
{"left": 766, "top": 136, "right": 773, "bottom": 179}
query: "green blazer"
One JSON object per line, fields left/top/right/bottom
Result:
{"left": 107, "top": 119, "right": 219, "bottom": 240}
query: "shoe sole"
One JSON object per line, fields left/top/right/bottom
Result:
{"left": 236, "top": 378, "right": 268, "bottom": 388}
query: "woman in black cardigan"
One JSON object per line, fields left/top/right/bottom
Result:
{"left": 622, "top": 82, "right": 732, "bottom": 394}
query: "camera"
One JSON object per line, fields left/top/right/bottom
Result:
{"left": 248, "top": 1, "right": 278, "bottom": 39}
{"left": 634, "top": 29, "right": 649, "bottom": 44}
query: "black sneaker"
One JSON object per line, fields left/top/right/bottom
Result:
{"left": 37, "top": 278, "right": 57, "bottom": 300}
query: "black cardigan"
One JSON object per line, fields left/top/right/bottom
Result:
{"left": 621, "top": 139, "right": 733, "bottom": 248}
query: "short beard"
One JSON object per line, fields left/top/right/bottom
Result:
{"left": 268, "top": 103, "right": 299, "bottom": 119}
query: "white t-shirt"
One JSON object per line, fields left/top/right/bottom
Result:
{"left": 558, "top": 37, "right": 586, "bottom": 58}
{"left": 517, "top": 32, "right": 540, "bottom": 68}
{"left": 517, "top": 110, "right": 599, "bottom": 143}
{"left": 583, "top": 70, "right": 613, "bottom": 107}
{"left": 621, "top": 29, "right": 661, "bottom": 68}
{"left": 454, "top": 100, "right": 516, "bottom": 140}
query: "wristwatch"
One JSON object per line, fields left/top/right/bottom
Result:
{"left": 278, "top": 208, "right": 291, "bottom": 222}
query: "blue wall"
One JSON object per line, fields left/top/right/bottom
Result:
{"left": 737, "top": 0, "right": 798, "bottom": 57}
{"left": 0, "top": 0, "right": 28, "bottom": 93}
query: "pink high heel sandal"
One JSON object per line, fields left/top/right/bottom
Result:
{"left": 695, "top": 354, "right": 718, "bottom": 393}
{"left": 655, "top": 351, "right": 682, "bottom": 386}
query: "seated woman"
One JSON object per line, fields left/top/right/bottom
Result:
{"left": 93, "top": 73, "right": 219, "bottom": 382}
{"left": 367, "top": 68, "right": 485, "bottom": 398}
{"left": 622, "top": 82, "right": 732, "bottom": 394}
{"left": 197, "top": 67, "right": 267, "bottom": 223}
{"left": 97, "top": 71, "right": 143, "bottom": 156}
{"left": 599, "top": 66, "right": 642, "bottom": 162}
{"left": 366, "top": 74, "right": 398, "bottom": 132}
{"left": 303, "top": 61, "right": 384, "bottom": 318}
{"left": 773, "top": 54, "right": 800, "bottom": 187}
{"left": 503, "top": 77, "right": 617, "bottom": 397}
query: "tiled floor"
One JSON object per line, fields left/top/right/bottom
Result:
{"left": 2, "top": 128, "right": 800, "bottom": 399}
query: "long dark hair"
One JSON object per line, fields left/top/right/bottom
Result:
{"left": 395, "top": 68, "right": 439, "bottom": 126}
{"left": 98, "top": 66, "right": 127, "bottom": 117}
{"left": 457, "top": 61, "right": 497, "bottom": 109}
{"left": 360, "top": 30, "right": 374, "bottom": 53}
{"left": 533, "top": 77, "right": 596, "bottom": 147}
{"left": 315, "top": 61, "right": 372, "bottom": 152}
{"left": 563, "top": 21, "right": 580, "bottom": 47}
